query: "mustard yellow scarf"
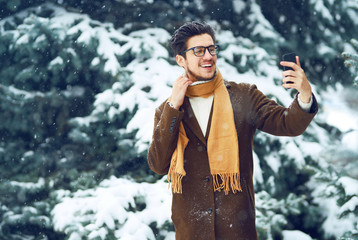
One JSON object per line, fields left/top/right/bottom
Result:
{"left": 167, "top": 70, "right": 242, "bottom": 195}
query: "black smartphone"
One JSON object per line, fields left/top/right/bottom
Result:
{"left": 282, "top": 52, "right": 296, "bottom": 71}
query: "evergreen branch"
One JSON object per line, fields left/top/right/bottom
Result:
{"left": 342, "top": 52, "right": 358, "bottom": 65}
{"left": 342, "top": 38, "right": 358, "bottom": 85}
{"left": 351, "top": 38, "right": 358, "bottom": 51}
{"left": 343, "top": 59, "right": 358, "bottom": 69}
{"left": 0, "top": 83, "right": 44, "bottom": 105}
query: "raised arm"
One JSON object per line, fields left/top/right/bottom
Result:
{"left": 250, "top": 85, "right": 318, "bottom": 136}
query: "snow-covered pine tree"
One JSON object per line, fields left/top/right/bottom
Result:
{"left": 0, "top": 3, "right": 115, "bottom": 181}
{"left": 0, "top": 0, "right": 357, "bottom": 239}
{"left": 342, "top": 38, "right": 358, "bottom": 85}
{"left": 0, "top": 0, "right": 45, "bottom": 18}
{"left": 310, "top": 163, "right": 358, "bottom": 239}
{"left": 0, "top": 3, "right": 129, "bottom": 238}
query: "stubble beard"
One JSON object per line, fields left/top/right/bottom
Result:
{"left": 187, "top": 66, "right": 216, "bottom": 82}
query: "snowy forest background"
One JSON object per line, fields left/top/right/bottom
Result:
{"left": 0, "top": 0, "right": 357, "bottom": 239}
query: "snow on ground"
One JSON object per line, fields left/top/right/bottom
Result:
{"left": 282, "top": 230, "right": 312, "bottom": 240}
{"left": 52, "top": 176, "right": 174, "bottom": 240}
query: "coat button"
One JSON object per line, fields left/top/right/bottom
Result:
{"left": 205, "top": 176, "right": 210, "bottom": 182}
{"left": 208, "top": 208, "right": 213, "bottom": 214}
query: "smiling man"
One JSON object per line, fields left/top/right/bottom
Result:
{"left": 147, "top": 21, "right": 318, "bottom": 240}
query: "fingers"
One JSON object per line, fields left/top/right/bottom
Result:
{"left": 282, "top": 70, "right": 296, "bottom": 77}
{"left": 170, "top": 75, "right": 193, "bottom": 109}
{"left": 281, "top": 56, "right": 311, "bottom": 95}
{"left": 281, "top": 68, "right": 299, "bottom": 88}
{"left": 281, "top": 70, "right": 306, "bottom": 91}
{"left": 280, "top": 55, "right": 302, "bottom": 71}
{"left": 183, "top": 77, "right": 193, "bottom": 87}
{"left": 282, "top": 76, "right": 295, "bottom": 89}
{"left": 280, "top": 61, "right": 297, "bottom": 71}
{"left": 281, "top": 56, "right": 304, "bottom": 86}
{"left": 296, "top": 56, "right": 301, "bottom": 68}
{"left": 280, "top": 61, "right": 299, "bottom": 71}
{"left": 174, "top": 75, "right": 192, "bottom": 88}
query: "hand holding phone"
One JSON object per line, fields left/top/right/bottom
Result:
{"left": 281, "top": 52, "right": 297, "bottom": 84}
{"left": 280, "top": 53, "right": 312, "bottom": 101}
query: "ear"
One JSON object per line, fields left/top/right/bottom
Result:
{"left": 176, "top": 54, "right": 185, "bottom": 68}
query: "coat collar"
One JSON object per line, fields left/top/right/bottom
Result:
{"left": 224, "top": 80, "right": 231, "bottom": 89}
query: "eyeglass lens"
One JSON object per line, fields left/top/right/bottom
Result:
{"left": 194, "top": 46, "right": 218, "bottom": 56}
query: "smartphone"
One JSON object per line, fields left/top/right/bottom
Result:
{"left": 282, "top": 52, "right": 296, "bottom": 71}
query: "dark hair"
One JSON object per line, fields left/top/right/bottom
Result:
{"left": 170, "top": 21, "right": 216, "bottom": 57}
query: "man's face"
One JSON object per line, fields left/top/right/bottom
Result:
{"left": 176, "top": 33, "right": 217, "bottom": 82}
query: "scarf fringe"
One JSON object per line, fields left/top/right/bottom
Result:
{"left": 167, "top": 172, "right": 185, "bottom": 194}
{"left": 166, "top": 126, "right": 188, "bottom": 194}
{"left": 213, "top": 173, "right": 242, "bottom": 195}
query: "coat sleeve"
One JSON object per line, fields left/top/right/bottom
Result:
{"left": 147, "top": 100, "right": 185, "bottom": 175}
{"left": 249, "top": 85, "right": 318, "bottom": 136}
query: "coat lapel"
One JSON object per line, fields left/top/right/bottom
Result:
{"left": 204, "top": 101, "right": 214, "bottom": 140}
{"left": 182, "top": 97, "right": 207, "bottom": 146}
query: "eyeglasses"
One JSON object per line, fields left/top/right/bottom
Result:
{"left": 183, "top": 45, "right": 219, "bottom": 57}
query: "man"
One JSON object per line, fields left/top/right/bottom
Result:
{"left": 147, "top": 21, "right": 317, "bottom": 240}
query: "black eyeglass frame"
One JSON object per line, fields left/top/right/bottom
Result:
{"left": 183, "top": 45, "right": 220, "bottom": 57}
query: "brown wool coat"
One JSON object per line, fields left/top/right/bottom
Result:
{"left": 148, "top": 81, "right": 318, "bottom": 240}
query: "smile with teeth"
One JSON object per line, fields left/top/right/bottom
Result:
{"left": 201, "top": 64, "right": 213, "bottom": 68}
